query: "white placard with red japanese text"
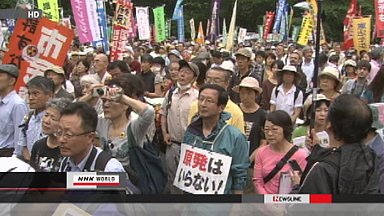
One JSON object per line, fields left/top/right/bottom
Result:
{"left": 173, "top": 144, "right": 232, "bottom": 194}
{"left": 3, "top": 18, "right": 74, "bottom": 94}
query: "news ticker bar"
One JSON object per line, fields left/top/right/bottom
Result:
{"left": 0, "top": 9, "right": 43, "bottom": 19}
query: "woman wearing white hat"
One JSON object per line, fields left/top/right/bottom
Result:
{"left": 318, "top": 66, "right": 342, "bottom": 101}
{"left": 292, "top": 94, "right": 331, "bottom": 150}
{"left": 270, "top": 65, "right": 304, "bottom": 123}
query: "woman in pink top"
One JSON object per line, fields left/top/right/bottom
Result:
{"left": 253, "top": 110, "right": 307, "bottom": 194}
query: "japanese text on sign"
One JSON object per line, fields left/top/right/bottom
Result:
{"left": 173, "top": 144, "right": 232, "bottom": 194}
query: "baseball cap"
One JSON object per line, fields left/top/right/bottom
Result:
{"left": 168, "top": 50, "right": 182, "bottom": 59}
{"left": 232, "top": 77, "right": 263, "bottom": 94}
{"left": 344, "top": 59, "right": 357, "bottom": 67}
{"left": 44, "top": 66, "right": 65, "bottom": 76}
{"left": 0, "top": 64, "right": 19, "bottom": 78}
{"left": 179, "top": 60, "right": 200, "bottom": 77}
{"left": 304, "top": 94, "right": 330, "bottom": 116}
{"left": 220, "top": 61, "right": 235, "bottom": 73}
{"left": 235, "top": 48, "right": 252, "bottom": 59}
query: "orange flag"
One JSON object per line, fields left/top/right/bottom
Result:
{"left": 196, "top": 21, "right": 205, "bottom": 44}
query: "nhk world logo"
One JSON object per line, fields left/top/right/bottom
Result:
{"left": 265, "top": 195, "right": 309, "bottom": 204}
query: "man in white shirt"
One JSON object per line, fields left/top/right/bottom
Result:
{"left": 301, "top": 46, "right": 314, "bottom": 89}
{"left": 93, "top": 54, "right": 111, "bottom": 84}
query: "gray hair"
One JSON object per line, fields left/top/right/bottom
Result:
{"left": 80, "top": 74, "right": 101, "bottom": 85}
{"left": 302, "top": 46, "right": 313, "bottom": 54}
{"left": 46, "top": 98, "right": 72, "bottom": 113}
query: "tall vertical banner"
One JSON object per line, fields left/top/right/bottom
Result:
{"left": 153, "top": 6, "right": 166, "bottom": 42}
{"left": 92, "top": 0, "right": 109, "bottom": 53}
{"left": 2, "top": 18, "right": 74, "bottom": 92}
{"left": 258, "top": 25, "right": 264, "bottom": 42}
{"left": 136, "top": 7, "right": 151, "bottom": 40}
{"left": 225, "top": 0, "right": 237, "bottom": 51}
{"left": 196, "top": 22, "right": 205, "bottom": 44}
{"left": 70, "top": 0, "right": 101, "bottom": 43}
{"left": 375, "top": 0, "right": 384, "bottom": 38}
{"left": 272, "top": 0, "right": 286, "bottom": 34}
{"left": 206, "top": 19, "right": 211, "bottom": 38}
{"left": 297, "top": 14, "right": 313, "bottom": 46}
{"left": 37, "top": 0, "right": 60, "bottom": 21}
{"left": 263, "top": 12, "right": 275, "bottom": 41}
{"left": 172, "top": 0, "right": 184, "bottom": 20}
{"left": 279, "top": 4, "right": 289, "bottom": 42}
{"left": 343, "top": 0, "right": 358, "bottom": 49}
{"left": 111, "top": 0, "right": 133, "bottom": 61}
{"left": 71, "top": 0, "right": 92, "bottom": 43}
{"left": 190, "top": 18, "right": 196, "bottom": 41}
{"left": 308, "top": 0, "right": 326, "bottom": 45}
{"left": 210, "top": 0, "right": 221, "bottom": 42}
{"left": 166, "top": 19, "right": 172, "bottom": 38}
{"left": 177, "top": 6, "right": 185, "bottom": 42}
{"left": 352, "top": 17, "right": 371, "bottom": 53}
{"left": 222, "top": 18, "right": 227, "bottom": 45}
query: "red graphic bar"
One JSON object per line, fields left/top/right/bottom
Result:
{"left": 73, "top": 182, "right": 120, "bottom": 186}
{"left": 310, "top": 194, "right": 333, "bottom": 203}
{"left": 0, "top": 188, "right": 67, "bottom": 191}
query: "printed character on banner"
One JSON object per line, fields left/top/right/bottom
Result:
{"left": 37, "top": 27, "right": 67, "bottom": 59}
{"left": 22, "top": 19, "right": 39, "bottom": 34}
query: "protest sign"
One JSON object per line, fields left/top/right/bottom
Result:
{"left": 375, "top": 0, "right": 384, "bottom": 38}
{"left": 70, "top": 0, "right": 100, "bottom": 43}
{"left": 297, "top": 14, "right": 313, "bottom": 46}
{"left": 352, "top": 17, "right": 371, "bottom": 53}
{"left": 37, "top": 0, "right": 60, "bottom": 22}
{"left": 2, "top": 18, "right": 74, "bottom": 93}
{"left": 136, "top": 7, "right": 151, "bottom": 40}
{"left": 153, "top": 6, "right": 166, "bottom": 42}
{"left": 174, "top": 144, "right": 232, "bottom": 194}
{"left": 190, "top": 18, "right": 196, "bottom": 41}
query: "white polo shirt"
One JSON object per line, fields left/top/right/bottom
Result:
{"left": 270, "top": 85, "right": 303, "bottom": 115}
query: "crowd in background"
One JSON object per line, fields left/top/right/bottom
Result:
{"left": 0, "top": 37, "right": 384, "bottom": 195}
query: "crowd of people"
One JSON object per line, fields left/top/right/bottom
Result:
{"left": 0, "top": 38, "right": 384, "bottom": 195}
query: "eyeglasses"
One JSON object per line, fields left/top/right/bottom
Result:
{"left": 198, "top": 96, "right": 217, "bottom": 104}
{"left": 54, "top": 130, "right": 93, "bottom": 139}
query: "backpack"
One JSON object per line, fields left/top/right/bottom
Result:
{"left": 125, "top": 124, "right": 167, "bottom": 194}
{"left": 60, "top": 147, "right": 113, "bottom": 172}
{"left": 19, "top": 111, "right": 35, "bottom": 137}
{"left": 274, "top": 84, "right": 303, "bottom": 105}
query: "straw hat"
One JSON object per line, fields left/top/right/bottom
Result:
{"left": 232, "top": 77, "right": 263, "bottom": 94}
{"left": 319, "top": 66, "right": 342, "bottom": 90}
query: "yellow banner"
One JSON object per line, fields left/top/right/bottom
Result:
{"left": 297, "top": 14, "right": 313, "bottom": 46}
{"left": 352, "top": 17, "right": 371, "bottom": 53}
{"left": 37, "top": 0, "right": 60, "bottom": 22}
{"left": 307, "top": 0, "right": 326, "bottom": 45}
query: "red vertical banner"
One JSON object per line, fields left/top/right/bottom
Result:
{"left": 264, "top": 12, "right": 275, "bottom": 41}
{"left": 343, "top": 0, "right": 357, "bottom": 49}
{"left": 110, "top": 26, "right": 129, "bottom": 61}
{"left": 2, "top": 18, "right": 74, "bottom": 92}
{"left": 375, "top": 0, "right": 384, "bottom": 38}
{"left": 111, "top": 0, "right": 133, "bottom": 61}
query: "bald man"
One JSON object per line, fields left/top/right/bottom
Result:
{"left": 93, "top": 54, "right": 111, "bottom": 84}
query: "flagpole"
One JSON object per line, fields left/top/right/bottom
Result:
{"left": 310, "top": 0, "right": 322, "bottom": 130}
